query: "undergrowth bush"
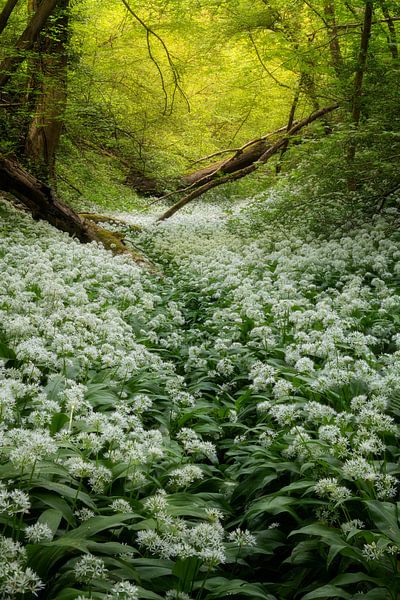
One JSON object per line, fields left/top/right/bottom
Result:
{"left": 237, "top": 119, "right": 400, "bottom": 237}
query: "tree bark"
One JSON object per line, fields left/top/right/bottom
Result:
{"left": 347, "top": 0, "right": 373, "bottom": 180}
{"left": 181, "top": 140, "right": 271, "bottom": 188}
{"left": 323, "top": 0, "right": 344, "bottom": 75}
{"left": 0, "top": 155, "right": 91, "bottom": 240}
{"left": 381, "top": 1, "right": 398, "bottom": 59}
{"left": 0, "top": 0, "right": 20, "bottom": 36}
{"left": 158, "top": 104, "right": 339, "bottom": 221}
{"left": 0, "top": 0, "right": 58, "bottom": 89}
{"left": 25, "top": 0, "right": 69, "bottom": 179}
{"left": 276, "top": 75, "right": 302, "bottom": 174}
{"left": 351, "top": 1, "right": 373, "bottom": 129}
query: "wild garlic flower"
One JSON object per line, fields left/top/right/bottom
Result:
{"left": 375, "top": 474, "right": 398, "bottom": 500}
{"left": 74, "top": 508, "right": 95, "bottom": 521}
{"left": 177, "top": 428, "right": 217, "bottom": 463}
{"left": 342, "top": 457, "right": 376, "bottom": 481}
{"left": 1, "top": 564, "right": 45, "bottom": 597}
{"left": 228, "top": 528, "right": 256, "bottom": 547}
{"left": 205, "top": 508, "right": 224, "bottom": 522}
{"left": 269, "top": 404, "right": 300, "bottom": 427}
{"left": 6, "top": 490, "right": 31, "bottom": 515}
{"left": 144, "top": 490, "right": 168, "bottom": 517}
{"left": 24, "top": 522, "right": 53, "bottom": 543}
{"left": 110, "top": 498, "right": 132, "bottom": 513}
{"left": 168, "top": 465, "right": 204, "bottom": 489}
{"left": 165, "top": 591, "right": 193, "bottom": 600}
{"left": 106, "top": 581, "right": 139, "bottom": 599}
{"left": 340, "top": 519, "right": 365, "bottom": 534}
{"left": 362, "top": 541, "right": 387, "bottom": 561}
{"left": 314, "top": 478, "right": 352, "bottom": 503}
{"left": 0, "top": 534, "right": 44, "bottom": 597}
{"left": 74, "top": 553, "right": 108, "bottom": 582}
{"left": 249, "top": 362, "right": 277, "bottom": 391}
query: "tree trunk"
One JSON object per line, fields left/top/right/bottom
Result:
{"left": 347, "top": 0, "right": 373, "bottom": 183}
{"left": 0, "top": 156, "right": 91, "bottom": 240}
{"left": 276, "top": 75, "right": 302, "bottom": 174}
{"left": 25, "top": 0, "right": 69, "bottom": 179}
{"left": 351, "top": 1, "right": 373, "bottom": 128}
{"left": 381, "top": 1, "right": 398, "bottom": 59}
{"left": 158, "top": 104, "right": 339, "bottom": 221}
{"left": 182, "top": 140, "right": 270, "bottom": 188}
{"left": 0, "top": 0, "right": 58, "bottom": 89}
{"left": 0, "top": 0, "right": 21, "bottom": 36}
{"left": 323, "top": 0, "right": 344, "bottom": 75}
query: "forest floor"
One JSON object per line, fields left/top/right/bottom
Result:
{"left": 0, "top": 196, "right": 399, "bottom": 598}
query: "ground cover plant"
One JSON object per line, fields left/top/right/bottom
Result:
{"left": 0, "top": 197, "right": 400, "bottom": 599}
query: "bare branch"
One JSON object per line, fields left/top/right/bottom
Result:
{"left": 121, "top": 0, "right": 190, "bottom": 115}
{"left": 248, "top": 32, "right": 292, "bottom": 89}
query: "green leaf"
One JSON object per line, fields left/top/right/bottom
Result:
{"left": 130, "top": 558, "right": 174, "bottom": 580}
{"left": 38, "top": 509, "right": 63, "bottom": 535}
{"left": 203, "top": 577, "right": 276, "bottom": 599}
{"left": 50, "top": 412, "right": 69, "bottom": 434}
{"left": 32, "top": 492, "right": 76, "bottom": 527}
{"left": 247, "top": 495, "right": 298, "bottom": 519}
{"left": 86, "top": 541, "right": 138, "bottom": 556}
{"left": 330, "top": 572, "right": 381, "bottom": 586}
{"left": 136, "top": 589, "right": 164, "bottom": 600}
{"left": 302, "top": 585, "right": 351, "bottom": 599}
{"left": 366, "top": 500, "right": 400, "bottom": 545}
{"left": 85, "top": 383, "right": 119, "bottom": 407}
{"left": 173, "top": 557, "right": 201, "bottom": 593}
{"left": 52, "top": 589, "right": 90, "bottom": 600}
{"left": 60, "top": 513, "right": 138, "bottom": 540}
{"left": 0, "top": 340, "right": 16, "bottom": 360}
{"left": 31, "top": 481, "right": 95, "bottom": 508}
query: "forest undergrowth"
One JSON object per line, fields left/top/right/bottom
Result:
{"left": 1, "top": 197, "right": 400, "bottom": 599}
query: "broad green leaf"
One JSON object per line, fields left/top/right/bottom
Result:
{"left": 302, "top": 585, "right": 351, "bottom": 599}
{"left": 32, "top": 492, "right": 76, "bottom": 527}
{"left": 31, "top": 480, "right": 95, "bottom": 508}
{"left": 38, "top": 509, "right": 63, "bottom": 535}
{"left": 203, "top": 577, "right": 276, "bottom": 599}
{"left": 50, "top": 412, "right": 69, "bottom": 434}
{"left": 247, "top": 495, "right": 298, "bottom": 519}
{"left": 366, "top": 500, "right": 400, "bottom": 545}
{"left": 173, "top": 557, "right": 201, "bottom": 593}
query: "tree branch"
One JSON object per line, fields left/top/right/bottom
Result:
{"left": 157, "top": 103, "right": 339, "bottom": 221}
{"left": 120, "top": 0, "right": 190, "bottom": 115}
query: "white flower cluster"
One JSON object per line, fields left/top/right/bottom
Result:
{"left": 0, "top": 535, "right": 44, "bottom": 597}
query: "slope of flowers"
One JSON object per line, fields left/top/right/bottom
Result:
{"left": 1, "top": 198, "right": 400, "bottom": 599}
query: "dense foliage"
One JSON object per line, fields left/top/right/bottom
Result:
{"left": 1, "top": 1, "right": 400, "bottom": 598}
{"left": 1, "top": 0, "right": 400, "bottom": 213}
{"left": 1, "top": 197, "right": 400, "bottom": 598}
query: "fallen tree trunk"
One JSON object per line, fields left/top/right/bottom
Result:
{"left": 158, "top": 104, "right": 339, "bottom": 221}
{"left": 181, "top": 123, "right": 291, "bottom": 189}
{"left": 0, "top": 156, "right": 151, "bottom": 265}
{"left": 182, "top": 140, "right": 270, "bottom": 187}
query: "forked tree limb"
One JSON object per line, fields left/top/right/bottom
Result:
{"left": 0, "top": 0, "right": 59, "bottom": 89}
{"left": 157, "top": 103, "right": 339, "bottom": 221}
